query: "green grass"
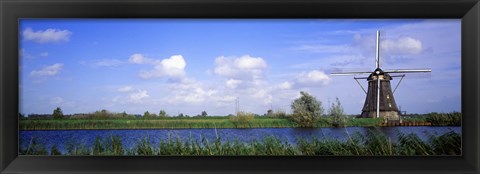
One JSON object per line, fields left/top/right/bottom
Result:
{"left": 19, "top": 112, "right": 461, "bottom": 130}
{"left": 20, "top": 130, "right": 461, "bottom": 156}
{"left": 402, "top": 112, "right": 461, "bottom": 126}
{"left": 19, "top": 118, "right": 296, "bottom": 130}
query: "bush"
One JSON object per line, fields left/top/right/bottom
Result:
{"left": 230, "top": 112, "right": 254, "bottom": 128}
{"left": 328, "top": 97, "right": 346, "bottom": 127}
{"left": 290, "top": 91, "right": 324, "bottom": 127}
{"left": 52, "top": 107, "right": 64, "bottom": 119}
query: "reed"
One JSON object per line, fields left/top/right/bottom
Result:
{"left": 19, "top": 130, "right": 460, "bottom": 156}
{"left": 19, "top": 118, "right": 296, "bottom": 130}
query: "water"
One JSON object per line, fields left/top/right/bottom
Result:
{"left": 19, "top": 126, "right": 461, "bottom": 154}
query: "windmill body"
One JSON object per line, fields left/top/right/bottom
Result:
{"left": 360, "top": 68, "right": 400, "bottom": 120}
{"left": 331, "top": 31, "right": 431, "bottom": 122}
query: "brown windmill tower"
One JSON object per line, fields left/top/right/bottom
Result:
{"left": 331, "top": 31, "right": 431, "bottom": 122}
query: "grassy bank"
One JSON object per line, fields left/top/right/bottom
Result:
{"left": 19, "top": 112, "right": 461, "bottom": 130}
{"left": 20, "top": 129, "right": 461, "bottom": 156}
{"left": 19, "top": 117, "right": 295, "bottom": 130}
{"left": 19, "top": 117, "right": 388, "bottom": 130}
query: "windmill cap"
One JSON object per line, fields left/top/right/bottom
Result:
{"left": 373, "top": 68, "right": 385, "bottom": 75}
{"left": 367, "top": 68, "right": 392, "bottom": 80}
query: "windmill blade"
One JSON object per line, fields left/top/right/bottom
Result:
{"left": 331, "top": 71, "right": 372, "bottom": 76}
{"left": 376, "top": 30, "right": 380, "bottom": 69}
{"left": 384, "top": 69, "right": 431, "bottom": 73}
{"left": 376, "top": 77, "right": 380, "bottom": 118}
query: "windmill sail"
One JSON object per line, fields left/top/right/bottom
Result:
{"left": 384, "top": 69, "right": 432, "bottom": 73}
{"left": 376, "top": 30, "right": 380, "bottom": 69}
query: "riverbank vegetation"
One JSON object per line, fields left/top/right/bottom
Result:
{"left": 19, "top": 91, "right": 461, "bottom": 130}
{"left": 20, "top": 129, "right": 461, "bottom": 156}
{"left": 19, "top": 112, "right": 461, "bottom": 130}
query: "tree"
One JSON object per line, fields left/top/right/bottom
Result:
{"left": 329, "top": 97, "right": 346, "bottom": 127}
{"left": 159, "top": 110, "right": 167, "bottom": 118}
{"left": 201, "top": 111, "right": 208, "bottom": 117}
{"left": 143, "top": 111, "right": 151, "bottom": 119}
{"left": 290, "top": 91, "right": 324, "bottom": 127}
{"left": 52, "top": 107, "right": 64, "bottom": 119}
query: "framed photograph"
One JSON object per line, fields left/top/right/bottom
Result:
{"left": 1, "top": 0, "right": 479, "bottom": 174}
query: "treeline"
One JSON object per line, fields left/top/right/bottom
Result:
{"left": 20, "top": 91, "right": 462, "bottom": 128}
{"left": 21, "top": 108, "right": 215, "bottom": 120}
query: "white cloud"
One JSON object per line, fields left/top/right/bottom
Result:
{"left": 278, "top": 81, "right": 293, "bottom": 90}
{"left": 381, "top": 36, "right": 423, "bottom": 55}
{"left": 184, "top": 87, "right": 217, "bottom": 103}
{"left": 278, "top": 70, "right": 331, "bottom": 89}
{"left": 214, "top": 55, "right": 268, "bottom": 91}
{"left": 128, "top": 53, "right": 155, "bottom": 64}
{"left": 129, "top": 90, "right": 149, "bottom": 103}
{"left": 130, "top": 54, "right": 187, "bottom": 80}
{"left": 293, "top": 32, "right": 425, "bottom": 70}
{"left": 250, "top": 89, "right": 273, "bottom": 104}
{"left": 167, "top": 80, "right": 218, "bottom": 104}
{"left": 225, "top": 79, "right": 243, "bottom": 89}
{"left": 296, "top": 70, "right": 331, "bottom": 86}
{"left": 117, "top": 86, "right": 133, "bottom": 92}
{"left": 30, "top": 63, "right": 64, "bottom": 77}
{"left": 214, "top": 55, "right": 267, "bottom": 80}
{"left": 23, "top": 28, "right": 72, "bottom": 43}
{"left": 235, "top": 56, "right": 267, "bottom": 69}
{"left": 351, "top": 33, "right": 424, "bottom": 65}
{"left": 110, "top": 86, "right": 151, "bottom": 105}
{"left": 218, "top": 95, "right": 237, "bottom": 103}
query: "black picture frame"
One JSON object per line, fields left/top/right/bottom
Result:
{"left": 1, "top": 0, "right": 479, "bottom": 174}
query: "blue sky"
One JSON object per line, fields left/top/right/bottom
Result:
{"left": 19, "top": 19, "right": 461, "bottom": 116}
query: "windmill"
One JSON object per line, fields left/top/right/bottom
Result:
{"left": 331, "top": 31, "right": 431, "bottom": 121}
